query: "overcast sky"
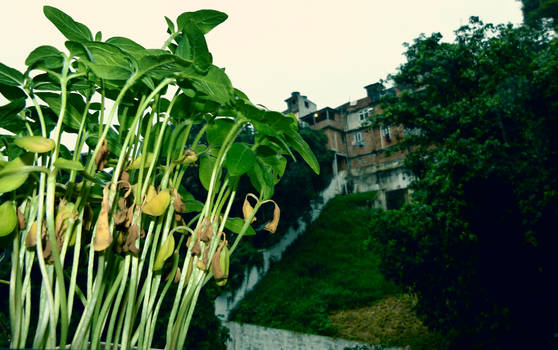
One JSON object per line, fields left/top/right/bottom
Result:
{"left": 0, "top": 1, "right": 523, "bottom": 111}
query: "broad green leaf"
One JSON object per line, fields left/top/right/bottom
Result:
{"left": 0, "top": 98, "right": 26, "bottom": 134}
{"left": 176, "top": 23, "right": 211, "bottom": 72}
{"left": 43, "top": 6, "right": 93, "bottom": 42}
{"left": 190, "top": 66, "right": 233, "bottom": 105}
{"left": 106, "top": 37, "right": 148, "bottom": 60}
{"left": 80, "top": 42, "right": 135, "bottom": 80}
{"left": 199, "top": 155, "right": 216, "bottom": 191}
{"left": 247, "top": 159, "right": 274, "bottom": 200}
{"left": 224, "top": 142, "right": 256, "bottom": 176}
{"left": 260, "top": 154, "right": 287, "bottom": 184}
{"left": 0, "top": 83, "right": 26, "bottom": 101}
{"left": 31, "top": 73, "right": 61, "bottom": 91}
{"left": 225, "top": 217, "right": 256, "bottom": 236}
{"left": 54, "top": 158, "right": 85, "bottom": 171}
{"left": 0, "top": 62, "right": 24, "bottom": 86}
{"left": 0, "top": 153, "right": 34, "bottom": 194}
{"left": 14, "top": 136, "right": 55, "bottom": 153}
{"left": 0, "top": 201, "right": 17, "bottom": 237}
{"left": 283, "top": 128, "right": 320, "bottom": 175}
{"left": 128, "top": 153, "right": 155, "bottom": 170}
{"left": 36, "top": 92, "right": 84, "bottom": 132}
{"left": 177, "top": 10, "right": 228, "bottom": 34}
{"left": 137, "top": 53, "right": 192, "bottom": 80}
{"left": 206, "top": 118, "right": 234, "bottom": 146}
{"left": 183, "top": 199, "right": 204, "bottom": 213}
{"left": 164, "top": 16, "right": 175, "bottom": 34}
{"left": 25, "top": 45, "right": 64, "bottom": 69}
{"left": 154, "top": 234, "right": 175, "bottom": 271}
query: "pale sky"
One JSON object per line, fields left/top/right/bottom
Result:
{"left": 0, "top": 1, "right": 523, "bottom": 112}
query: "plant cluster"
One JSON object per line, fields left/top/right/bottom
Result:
{"left": 0, "top": 6, "right": 318, "bottom": 350}
{"left": 371, "top": 17, "right": 558, "bottom": 349}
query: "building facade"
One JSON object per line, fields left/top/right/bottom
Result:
{"left": 286, "top": 82, "right": 411, "bottom": 209}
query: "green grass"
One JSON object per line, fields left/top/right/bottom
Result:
{"left": 229, "top": 192, "right": 399, "bottom": 335}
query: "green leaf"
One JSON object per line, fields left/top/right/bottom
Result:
{"left": 206, "top": 118, "right": 234, "bottom": 146}
{"left": 176, "top": 23, "right": 211, "bottom": 72}
{"left": 284, "top": 128, "right": 320, "bottom": 175}
{"left": 0, "top": 62, "right": 24, "bottom": 86}
{"left": 154, "top": 234, "right": 175, "bottom": 271}
{"left": 36, "top": 92, "right": 85, "bottom": 132}
{"left": 14, "top": 136, "right": 55, "bottom": 153}
{"left": 43, "top": 6, "right": 93, "bottom": 42}
{"left": 25, "top": 45, "right": 64, "bottom": 70}
{"left": 190, "top": 66, "right": 233, "bottom": 105}
{"left": 80, "top": 42, "right": 135, "bottom": 80}
{"left": 0, "top": 98, "right": 26, "bottom": 134}
{"left": 0, "top": 83, "right": 26, "bottom": 101}
{"left": 0, "top": 201, "right": 17, "bottom": 237}
{"left": 164, "top": 16, "right": 175, "bottom": 34}
{"left": 183, "top": 199, "right": 204, "bottom": 213}
{"left": 225, "top": 142, "right": 256, "bottom": 176}
{"left": 106, "top": 37, "right": 148, "bottom": 61}
{"left": 137, "top": 53, "right": 192, "bottom": 80}
{"left": 0, "top": 153, "right": 34, "bottom": 194}
{"left": 177, "top": 10, "right": 228, "bottom": 34}
{"left": 247, "top": 159, "right": 274, "bottom": 200}
{"left": 260, "top": 154, "right": 287, "bottom": 184}
{"left": 225, "top": 217, "right": 256, "bottom": 236}
{"left": 54, "top": 158, "right": 85, "bottom": 171}
{"left": 199, "top": 155, "right": 216, "bottom": 191}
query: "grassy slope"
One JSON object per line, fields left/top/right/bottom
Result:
{"left": 230, "top": 192, "right": 399, "bottom": 335}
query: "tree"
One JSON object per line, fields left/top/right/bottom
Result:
{"left": 518, "top": 0, "right": 558, "bottom": 28}
{"left": 371, "top": 17, "right": 558, "bottom": 349}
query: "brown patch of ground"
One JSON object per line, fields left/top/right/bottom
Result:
{"left": 330, "top": 294, "right": 440, "bottom": 349}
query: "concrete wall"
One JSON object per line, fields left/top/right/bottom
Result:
{"left": 224, "top": 321, "right": 400, "bottom": 350}
{"left": 348, "top": 159, "right": 412, "bottom": 209}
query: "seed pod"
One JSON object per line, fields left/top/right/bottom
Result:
{"left": 124, "top": 223, "right": 140, "bottom": 255}
{"left": 0, "top": 153, "right": 34, "bottom": 194}
{"left": 114, "top": 197, "right": 128, "bottom": 225}
{"left": 0, "top": 201, "right": 17, "bottom": 237}
{"left": 199, "top": 218, "right": 213, "bottom": 242}
{"left": 17, "top": 206, "right": 26, "bottom": 230}
{"left": 196, "top": 260, "right": 207, "bottom": 271}
{"left": 142, "top": 190, "right": 170, "bottom": 216}
{"left": 165, "top": 266, "right": 181, "bottom": 284}
{"left": 179, "top": 149, "right": 198, "bottom": 165}
{"left": 25, "top": 221, "right": 38, "bottom": 248}
{"left": 93, "top": 185, "right": 113, "bottom": 251}
{"left": 213, "top": 242, "right": 230, "bottom": 287}
{"left": 128, "top": 153, "right": 154, "bottom": 170}
{"left": 172, "top": 188, "right": 186, "bottom": 213}
{"left": 185, "top": 258, "right": 193, "bottom": 281}
{"left": 264, "top": 200, "right": 281, "bottom": 234}
{"left": 154, "top": 234, "right": 175, "bottom": 271}
{"left": 95, "top": 139, "right": 109, "bottom": 171}
{"left": 14, "top": 136, "right": 55, "bottom": 153}
{"left": 242, "top": 194, "right": 258, "bottom": 224}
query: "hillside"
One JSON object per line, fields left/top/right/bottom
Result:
{"left": 229, "top": 192, "right": 441, "bottom": 348}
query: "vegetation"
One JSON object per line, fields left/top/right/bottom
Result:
{"left": 518, "top": 0, "right": 558, "bottom": 28}
{"left": 371, "top": 17, "right": 558, "bottom": 349}
{"left": 230, "top": 193, "right": 428, "bottom": 345}
{"left": 0, "top": 6, "right": 318, "bottom": 350}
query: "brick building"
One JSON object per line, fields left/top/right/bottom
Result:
{"left": 288, "top": 82, "right": 411, "bottom": 209}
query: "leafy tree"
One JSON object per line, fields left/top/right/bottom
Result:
{"left": 371, "top": 17, "right": 558, "bottom": 349}
{"left": 518, "top": 0, "right": 558, "bottom": 28}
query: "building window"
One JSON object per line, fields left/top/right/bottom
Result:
{"left": 359, "top": 108, "right": 374, "bottom": 121}
{"left": 304, "top": 101, "right": 309, "bottom": 108}
{"left": 353, "top": 132, "right": 364, "bottom": 146}
{"left": 381, "top": 126, "right": 391, "bottom": 142}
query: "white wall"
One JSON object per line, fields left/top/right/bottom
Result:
{"left": 224, "top": 321, "right": 401, "bottom": 350}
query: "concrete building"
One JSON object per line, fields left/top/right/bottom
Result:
{"left": 283, "top": 91, "right": 317, "bottom": 118}
{"left": 294, "top": 83, "right": 411, "bottom": 209}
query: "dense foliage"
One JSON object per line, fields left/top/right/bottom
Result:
{"left": 518, "top": 0, "right": 558, "bottom": 27}
{"left": 371, "top": 18, "right": 558, "bottom": 349}
{"left": 230, "top": 193, "right": 398, "bottom": 336}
